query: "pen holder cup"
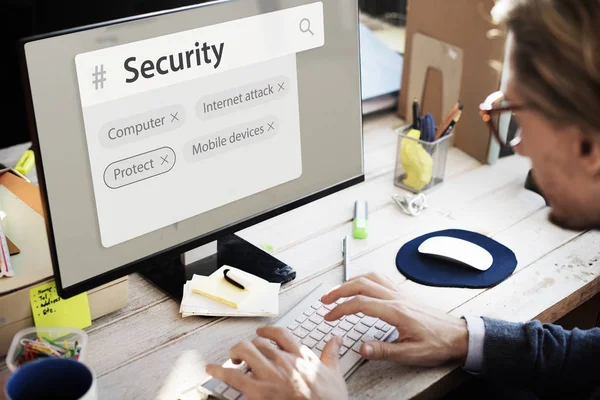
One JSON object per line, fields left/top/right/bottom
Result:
{"left": 394, "top": 127, "right": 453, "bottom": 193}
{"left": 6, "top": 326, "right": 88, "bottom": 372}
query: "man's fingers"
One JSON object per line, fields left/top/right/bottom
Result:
{"left": 324, "top": 296, "right": 399, "bottom": 325}
{"left": 360, "top": 340, "right": 403, "bottom": 361}
{"left": 320, "top": 277, "right": 396, "bottom": 305}
{"left": 256, "top": 326, "right": 302, "bottom": 356}
{"left": 352, "top": 272, "right": 397, "bottom": 291}
{"left": 229, "top": 340, "right": 277, "bottom": 379}
{"left": 252, "top": 338, "right": 295, "bottom": 373}
{"left": 320, "top": 335, "right": 342, "bottom": 369}
{"left": 206, "top": 364, "right": 254, "bottom": 394}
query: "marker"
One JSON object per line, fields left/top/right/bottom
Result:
{"left": 223, "top": 268, "right": 252, "bottom": 290}
{"left": 353, "top": 200, "right": 368, "bottom": 239}
{"left": 15, "top": 145, "right": 35, "bottom": 176}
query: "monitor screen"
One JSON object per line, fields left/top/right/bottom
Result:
{"left": 20, "top": 0, "right": 363, "bottom": 297}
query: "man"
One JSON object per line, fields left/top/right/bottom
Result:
{"left": 206, "top": 0, "right": 600, "bottom": 398}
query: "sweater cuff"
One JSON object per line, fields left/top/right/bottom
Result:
{"left": 462, "top": 315, "right": 485, "bottom": 374}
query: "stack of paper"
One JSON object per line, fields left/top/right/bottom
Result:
{"left": 179, "top": 266, "right": 280, "bottom": 317}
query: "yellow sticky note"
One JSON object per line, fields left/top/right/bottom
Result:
{"left": 29, "top": 281, "right": 92, "bottom": 329}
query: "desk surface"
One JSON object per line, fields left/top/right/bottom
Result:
{"left": 1, "top": 111, "right": 599, "bottom": 400}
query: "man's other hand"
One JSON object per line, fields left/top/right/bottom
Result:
{"left": 206, "top": 326, "right": 348, "bottom": 400}
{"left": 321, "top": 273, "right": 469, "bottom": 367}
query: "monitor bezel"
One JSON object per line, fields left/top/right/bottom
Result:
{"left": 18, "top": 0, "right": 364, "bottom": 299}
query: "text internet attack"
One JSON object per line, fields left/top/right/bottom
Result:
{"left": 124, "top": 41, "right": 225, "bottom": 83}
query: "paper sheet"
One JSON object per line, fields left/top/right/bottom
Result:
{"left": 180, "top": 272, "right": 280, "bottom": 317}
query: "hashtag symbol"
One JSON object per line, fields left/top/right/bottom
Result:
{"left": 92, "top": 64, "right": 107, "bottom": 90}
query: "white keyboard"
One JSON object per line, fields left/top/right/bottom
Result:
{"left": 196, "top": 283, "right": 398, "bottom": 400}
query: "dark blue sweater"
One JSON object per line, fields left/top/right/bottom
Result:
{"left": 482, "top": 317, "right": 600, "bottom": 399}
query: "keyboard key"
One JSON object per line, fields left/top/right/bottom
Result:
{"left": 304, "top": 308, "right": 315, "bottom": 316}
{"left": 323, "top": 303, "right": 336, "bottom": 310}
{"left": 313, "top": 348, "right": 322, "bottom": 358}
{"left": 361, "top": 327, "right": 379, "bottom": 342}
{"left": 338, "top": 321, "right": 354, "bottom": 331}
{"left": 375, "top": 321, "right": 385, "bottom": 330}
{"left": 293, "top": 327, "right": 310, "bottom": 339}
{"left": 301, "top": 337, "right": 318, "bottom": 348}
{"left": 301, "top": 321, "right": 317, "bottom": 332}
{"left": 311, "top": 301, "right": 322, "bottom": 310}
{"left": 287, "top": 322, "right": 299, "bottom": 331}
{"left": 325, "top": 319, "right": 340, "bottom": 327}
{"left": 214, "top": 382, "right": 229, "bottom": 394}
{"left": 316, "top": 341, "right": 326, "bottom": 351}
{"left": 335, "top": 297, "right": 347, "bottom": 305}
{"left": 310, "top": 330, "right": 326, "bottom": 341}
{"left": 309, "top": 314, "right": 324, "bottom": 325}
{"left": 381, "top": 323, "right": 392, "bottom": 332}
{"left": 317, "top": 323, "right": 332, "bottom": 334}
{"left": 339, "top": 346, "right": 349, "bottom": 356}
{"left": 345, "top": 315, "right": 361, "bottom": 325}
{"left": 342, "top": 337, "right": 355, "bottom": 348}
{"left": 356, "top": 312, "right": 365, "bottom": 318}
{"left": 375, "top": 331, "right": 385, "bottom": 340}
{"left": 347, "top": 330, "right": 362, "bottom": 341}
{"left": 323, "top": 333, "right": 333, "bottom": 343}
{"left": 316, "top": 308, "right": 329, "bottom": 317}
{"left": 223, "top": 387, "right": 241, "bottom": 400}
{"left": 331, "top": 328, "right": 345, "bottom": 337}
{"left": 296, "top": 314, "right": 308, "bottom": 324}
{"left": 360, "top": 316, "right": 378, "bottom": 327}
{"left": 352, "top": 341, "right": 363, "bottom": 353}
{"left": 354, "top": 324, "right": 368, "bottom": 334}
{"left": 239, "top": 396, "right": 248, "bottom": 400}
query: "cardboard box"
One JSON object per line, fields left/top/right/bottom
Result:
{"left": 0, "top": 169, "right": 128, "bottom": 355}
{"left": 398, "top": 0, "right": 507, "bottom": 163}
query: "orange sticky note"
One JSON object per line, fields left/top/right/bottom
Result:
{"left": 29, "top": 281, "right": 92, "bottom": 329}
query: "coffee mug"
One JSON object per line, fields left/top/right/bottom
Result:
{"left": 4, "top": 358, "right": 97, "bottom": 400}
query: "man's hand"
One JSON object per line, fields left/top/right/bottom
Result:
{"left": 206, "top": 326, "right": 348, "bottom": 400}
{"left": 321, "top": 273, "right": 469, "bottom": 367}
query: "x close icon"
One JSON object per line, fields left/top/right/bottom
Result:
{"left": 278, "top": 82, "right": 285, "bottom": 92}
{"left": 161, "top": 155, "right": 169, "bottom": 165}
{"left": 268, "top": 122, "right": 275, "bottom": 131}
{"left": 170, "top": 113, "right": 179, "bottom": 122}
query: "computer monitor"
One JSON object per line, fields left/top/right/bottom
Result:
{"left": 19, "top": 0, "right": 364, "bottom": 299}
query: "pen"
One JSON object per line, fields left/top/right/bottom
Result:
{"left": 342, "top": 236, "right": 350, "bottom": 281}
{"left": 412, "top": 98, "right": 420, "bottom": 130}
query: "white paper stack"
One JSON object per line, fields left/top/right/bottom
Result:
{"left": 179, "top": 266, "right": 280, "bottom": 317}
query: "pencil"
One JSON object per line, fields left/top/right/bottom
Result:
{"left": 434, "top": 101, "right": 460, "bottom": 141}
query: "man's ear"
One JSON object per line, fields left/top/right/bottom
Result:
{"left": 580, "top": 135, "right": 600, "bottom": 178}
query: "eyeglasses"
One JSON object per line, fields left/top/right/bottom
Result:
{"left": 479, "top": 91, "right": 526, "bottom": 149}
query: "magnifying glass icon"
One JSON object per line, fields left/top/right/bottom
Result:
{"left": 299, "top": 18, "right": 314, "bottom": 35}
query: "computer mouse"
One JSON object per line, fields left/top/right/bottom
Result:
{"left": 417, "top": 236, "right": 493, "bottom": 271}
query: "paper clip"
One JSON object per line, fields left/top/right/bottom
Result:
{"left": 392, "top": 193, "right": 428, "bottom": 217}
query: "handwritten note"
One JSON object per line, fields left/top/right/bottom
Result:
{"left": 29, "top": 281, "right": 92, "bottom": 329}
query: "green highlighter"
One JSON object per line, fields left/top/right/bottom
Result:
{"left": 353, "top": 200, "right": 368, "bottom": 239}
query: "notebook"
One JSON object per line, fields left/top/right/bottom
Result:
{"left": 179, "top": 266, "right": 280, "bottom": 317}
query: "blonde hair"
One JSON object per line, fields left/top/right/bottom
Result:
{"left": 492, "top": 0, "right": 600, "bottom": 134}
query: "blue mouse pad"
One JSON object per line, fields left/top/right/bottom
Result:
{"left": 396, "top": 229, "right": 518, "bottom": 288}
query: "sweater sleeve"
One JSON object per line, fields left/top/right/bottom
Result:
{"left": 481, "top": 317, "right": 600, "bottom": 398}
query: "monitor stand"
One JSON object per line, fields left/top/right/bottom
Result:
{"left": 138, "top": 234, "right": 296, "bottom": 301}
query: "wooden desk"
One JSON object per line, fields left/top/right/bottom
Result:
{"left": 1, "top": 111, "right": 598, "bottom": 399}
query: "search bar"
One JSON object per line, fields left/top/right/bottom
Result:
{"left": 74, "top": 2, "right": 324, "bottom": 107}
